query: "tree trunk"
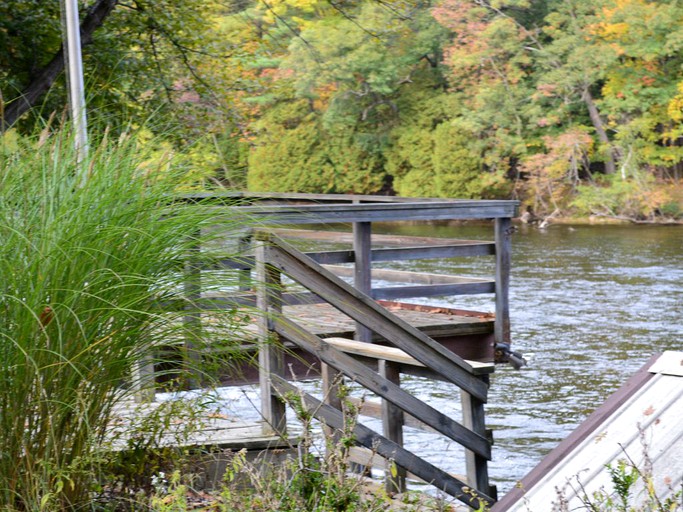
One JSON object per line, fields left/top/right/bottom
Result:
{"left": 1, "top": 0, "right": 119, "bottom": 132}
{"left": 582, "top": 87, "right": 617, "bottom": 175}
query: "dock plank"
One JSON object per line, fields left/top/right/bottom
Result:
{"left": 106, "top": 400, "right": 288, "bottom": 452}
{"left": 277, "top": 302, "right": 493, "bottom": 339}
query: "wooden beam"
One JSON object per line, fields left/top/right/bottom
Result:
{"left": 462, "top": 389, "right": 493, "bottom": 498}
{"left": 321, "top": 363, "right": 343, "bottom": 447}
{"left": 227, "top": 201, "right": 519, "bottom": 225}
{"left": 255, "top": 240, "right": 287, "bottom": 436}
{"left": 180, "top": 190, "right": 448, "bottom": 204}
{"left": 198, "top": 291, "right": 325, "bottom": 309}
{"left": 325, "top": 265, "right": 493, "bottom": 286}
{"left": 354, "top": 221, "right": 373, "bottom": 342}
{"left": 183, "top": 235, "right": 202, "bottom": 389}
{"left": 180, "top": 193, "right": 519, "bottom": 220}
{"left": 130, "top": 354, "right": 155, "bottom": 403}
{"left": 256, "top": 232, "right": 489, "bottom": 402}
{"left": 211, "top": 242, "right": 496, "bottom": 270}
{"left": 372, "top": 283, "right": 495, "bottom": 300}
{"left": 271, "top": 375, "right": 495, "bottom": 510}
{"left": 494, "top": 218, "right": 512, "bottom": 344}
{"left": 381, "top": 360, "right": 406, "bottom": 494}
{"left": 304, "top": 243, "right": 496, "bottom": 265}
{"left": 237, "top": 233, "right": 253, "bottom": 292}
{"left": 271, "top": 229, "right": 496, "bottom": 247}
{"left": 274, "top": 316, "right": 491, "bottom": 459}
{"left": 324, "top": 337, "right": 494, "bottom": 375}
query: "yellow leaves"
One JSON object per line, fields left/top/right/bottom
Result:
{"left": 272, "top": 0, "right": 321, "bottom": 11}
{"left": 601, "top": 0, "right": 648, "bottom": 25}
{"left": 0, "top": 128, "right": 20, "bottom": 153}
{"left": 602, "top": 74, "right": 628, "bottom": 100}
{"left": 258, "top": 0, "right": 325, "bottom": 26}
{"left": 593, "top": 21, "right": 630, "bottom": 41}
{"left": 311, "top": 82, "right": 338, "bottom": 111}
{"left": 667, "top": 82, "right": 683, "bottom": 122}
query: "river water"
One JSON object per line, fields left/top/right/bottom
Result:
{"left": 214, "top": 222, "right": 683, "bottom": 496}
{"left": 372, "top": 222, "right": 683, "bottom": 494}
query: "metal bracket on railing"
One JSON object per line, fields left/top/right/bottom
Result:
{"left": 494, "top": 342, "right": 527, "bottom": 369}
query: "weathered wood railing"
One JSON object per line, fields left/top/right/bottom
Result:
{"left": 173, "top": 193, "right": 519, "bottom": 509}
{"left": 197, "top": 194, "right": 517, "bottom": 349}
{"left": 253, "top": 231, "right": 496, "bottom": 509}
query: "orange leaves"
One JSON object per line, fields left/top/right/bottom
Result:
{"left": 640, "top": 75, "right": 656, "bottom": 87}
{"left": 521, "top": 129, "right": 595, "bottom": 212}
{"left": 536, "top": 83, "right": 558, "bottom": 98}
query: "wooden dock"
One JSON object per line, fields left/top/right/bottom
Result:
{"left": 286, "top": 301, "right": 494, "bottom": 358}
{"left": 287, "top": 300, "right": 493, "bottom": 341}
{"left": 134, "top": 193, "right": 520, "bottom": 510}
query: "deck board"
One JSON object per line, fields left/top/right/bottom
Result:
{"left": 278, "top": 302, "right": 494, "bottom": 339}
{"left": 107, "top": 400, "right": 288, "bottom": 452}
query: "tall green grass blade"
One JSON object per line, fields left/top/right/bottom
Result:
{"left": 0, "top": 128, "right": 249, "bottom": 510}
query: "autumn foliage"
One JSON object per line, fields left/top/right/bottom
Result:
{"left": 2, "top": 0, "right": 683, "bottom": 220}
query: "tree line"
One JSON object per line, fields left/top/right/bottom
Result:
{"left": 2, "top": 0, "right": 682, "bottom": 220}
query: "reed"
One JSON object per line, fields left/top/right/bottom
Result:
{"left": 0, "top": 128, "right": 246, "bottom": 510}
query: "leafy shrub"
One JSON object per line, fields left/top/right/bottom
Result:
{"left": 247, "top": 101, "right": 387, "bottom": 194}
{"left": 571, "top": 174, "right": 681, "bottom": 221}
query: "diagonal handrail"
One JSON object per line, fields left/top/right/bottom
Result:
{"left": 274, "top": 315, "right": 491, "bottom": 458}
{"left": 255, "top": 230, "right": 489, "bottom": 402}
{"left": 271, "top": 375, "right": 495, "bottom": 510}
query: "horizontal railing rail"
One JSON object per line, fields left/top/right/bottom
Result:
{"left": 212, "top": 242, "right": 496, "bottom": 270}
{"left": 268, "top": 228, "right": 497, "bottom": 247}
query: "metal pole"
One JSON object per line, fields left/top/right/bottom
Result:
{"left": 61, "top": 0, "right": 89, "bottom": 172}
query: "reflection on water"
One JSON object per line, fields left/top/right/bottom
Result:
{"left": 374, "top": 222, "right": 683, "bottom": 493}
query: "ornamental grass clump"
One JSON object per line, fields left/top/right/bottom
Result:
{"left": 0, "top": 128, "right": 246, "bottom": 510}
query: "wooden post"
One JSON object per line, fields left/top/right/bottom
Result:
{"left": 353, "top": 221, "right": 373, "bottom": 342}
{"left": 321, "top": 363, "right": 343, "bottom": 451}
{"left": 460, "top": 383, "right": 492, "bottom": 497}
{"left": 380, "top": 360, "right": 406, "bottom": 494}
{"left": 323, "top": 363, "right": 370, "bottom": 475}
{"left": 320, "top": 363, "right": 342, "bottom": 444}
{"left": 494, "top": 217, "right": 512, "bottom": 345}
{"left": 131, "top": 354, "right": 156, "bottom": 403}
{"left": 255, "top": 238, "right": 287, "bottom": 436}
{"left": 183, "top": 234, "right": 202, "bottom": 389}
{"left": 238, "top": 230, "right": 253, "bottom": 292}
